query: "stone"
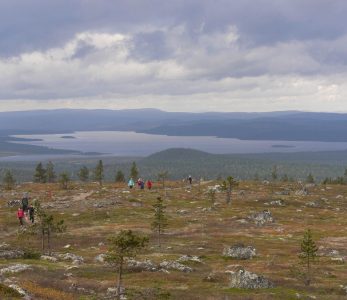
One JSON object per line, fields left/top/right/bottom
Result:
{"left": 8, "top": 284, "right": 31, "bottom": 299}
{"left": 95, "top": 254, "right": 107, "bottom": 263}
{"left": 0, "top": 264, "right": 32, "bottom": 275}
{"left": 0, "top": 250, "right": 24, "bottom": 259}
{"left": 236, "top": 219, "right": 249, "bottom": 224}
{"left": 177, "top": 255, "right": 202, "bottom": 263}
{"left": 58, "top": 253, "right": 84, "bottom": 265}
{"left": 0, "top": 242, "right": 10, "bottom": 249}
{"left": 223, "top": 244, "right": 256, "bottom": 260}
{"left": 159, "top": 260, "right": 192, "bottom": 273}
{"left": 249, "top": 210, "right": 274, "bottom": 226}
{"left": 340, "top": 285, "right": 347, "bottom": 295}
{"left": 269, "top": 199, "right": 285, "bottom": 206}
{"left": 226, "top": 268, "right": 274, "bottom": 289}
{"left": 40, "top": 255, "right": 58, "bottom": 262}
{"left": 127, "top": 259, "right": 157, "bottom": 272}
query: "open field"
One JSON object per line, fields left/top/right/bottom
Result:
{"left": 0, "top": 180, "right": 346, "bottom": 299}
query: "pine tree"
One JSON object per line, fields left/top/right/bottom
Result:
{"left": 271, "top": 165, "right": 278, "bottom": 181}
{"left": 94, "top": 160, "right": 104, "bottom": 186}
{"left": 207, "top": 189, "right": 216, "bottom": 205}
{"left": 300, "top": 229, "right": 318, "bottom": 286}
{"left": 157, "top": 171, "right": 169, "bottom": 196}
{"left": 46, "top": 161, "right": 56, "bottom": 183}
{"left": 306, "top": 173, "right": 315, "bottom": 184}
{"left": 78, "top": 166, "right": 89, "bottom": 182}
{"left": 33, "top": 200, "right": 66, "bottom": 255}
{"left": 221, "top": 176, "right": 238, "bottom": 205}
{"left": 59, "top": 172, "right": 70, "bottom": 190}
{"left": 106, "top": 230, "right": 148, "bottom": 299}
{"left": 3, "top": 169, "right": 15, "bottom": 190}
{"left": 281, "top": 174, "right": 289, "bottom": 182}
{"left": 151, "top": 197, "right": 168, "bottom": 248}
{"left": 33, "top": 162, "right": 46, "bottom": 183}
{"left": 130, "top": 162, "right": 138, "bottom": 179}
{"left": 115, "top": 170, "right": 125, "bottom": 183}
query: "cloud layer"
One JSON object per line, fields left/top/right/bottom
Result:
{"left": 1, "top": 0, "right": 347, "bottom": 112}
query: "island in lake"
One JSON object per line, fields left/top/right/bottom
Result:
{"left": 60, "top": 135, "right": 76, "bottom": 139}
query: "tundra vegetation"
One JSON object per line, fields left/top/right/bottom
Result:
{"left": 0, "top": 170, "right": 346, "bottom": 299}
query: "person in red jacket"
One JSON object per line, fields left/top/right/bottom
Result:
{"left": 17, "top": 207, "right": 24, "bottom": 226}
{"left": 146, "top": 180, "right": 152, "bottom": 190}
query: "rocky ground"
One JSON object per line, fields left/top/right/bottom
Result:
{"left": 0, "top": 180, "right": 346, "bottom": 299}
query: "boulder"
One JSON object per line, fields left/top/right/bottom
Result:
{"left": 0, "top": 250, "right": 24, "bottom": 259}
{"left": 269, "top": 200, "right": 285, "bottom": 206}
{"left": 249, "top": 210, "right": 274, "bottom": 226}
{"left": 40, "top": 255, "right": 58, "bottom": 262}
{"left": 127, "top": 259, "right": 157, "bottom": 272}
{"left": 226, "top": 268, "right": 274, "bottom": 289}
{"left": 95, "top": 254, "right": 107, "bottom": 263}
{"left": 159, "top": 260, "right": 192, "bottom": 273}
{"left": 177, "top": 255, "right": 202, "bottom": 263}
{"left": 0, "top": 264, "right": 32, "bottom": 275}
{"left": 58, "top": 253, "right": 84, "bottom": 265}
{"left": 223, "top": 244, "right": 256, "bottom": 260}
{"left": 8, "top": 284, "right": 31, "bottom": 299}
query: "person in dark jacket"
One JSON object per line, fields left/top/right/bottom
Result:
{"left": 28, "top": 205, "right": 35, "bottom": 223}
{"left": 21, "top": 193, "right": 29, "bottom": 213}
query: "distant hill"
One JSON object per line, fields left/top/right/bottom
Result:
{"left": 1, "top": 109, "right": 347, "bottom": 142}
{"left": 2, "top": 147, "right": 347, "bottom": 182}
{"left": 146, "top": 148, "right": 212, "bottom": 161}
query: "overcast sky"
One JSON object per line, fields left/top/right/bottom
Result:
{"left": 1, "top": 0, "right": 347, "bottom": 112}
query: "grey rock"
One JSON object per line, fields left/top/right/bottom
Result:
{"left": 95, "top": 254, "right": 107, "bottom": 263}
{"left": 177, "top": 255, "right": 202, "bottom": 263}
{"left": 0, "top": 264, "right": 32, "bottom": 275}
{"left": 159, "top": 260, "right": 192, "bottom": 273}
{"left": 127, "top": 259, "right": 157, "bottom": 272}
{"left": 227, "top": 268, "right": 274, "bottom": 289}
{"left": 8, "top": 284, "right": 32, "bottom": 299}
{"left": 269, "top": 200, "right": 285, "bottom": 206}
{"left": 249, "top": 210, "right": 274, "bottom": 226}
{"left": 7, "top": 199, "right": 21, "bottom": 207}
{"left": 0, "top": 250, "right": 24, "bottom": 259}
{"left": 40, "top": 255, "right": 58, "bottom": 262}
{"left": 223, "top": 244, "right": 256, "bottom": 260}
{"left": 58, "top": 253, "right": 84, "bottom": 265}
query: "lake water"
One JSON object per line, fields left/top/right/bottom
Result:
{"left": 3, "top": 130, "right": 347, "bottom": 161}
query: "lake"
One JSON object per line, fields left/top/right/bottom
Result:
{"left": 3, "top": 130, "right": 347, "bottom": 161}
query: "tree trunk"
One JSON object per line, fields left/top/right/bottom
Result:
{"left": 117, "top": 258, "right": 123, "bottom": 299}
{"left": 306, "top": 255, "right": 311, "bottom": 286}
{"left": 41, "top": 228, "right": 45, "bottom": 254}
{"left": 158, "top": 226, "right": 161, "bottom": 248}
{"left": 47, "top": 226, "right": 51, "bottom": 256}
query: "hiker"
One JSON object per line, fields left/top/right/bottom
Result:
{"left": 17, "top": 208, "right": 24, "bottom": 226}
{"left": 188, "top": 175, "right": 192, "bottom": 185}
{"left": 146, "top": 180, "right": 152, "bottom": 190}
{"left": 137, "top": 178, "right": 143, "bottom": 188}
{"left": 28, "top": 205, "right": 35, "bottom": 223}
{"left": 21, "top": 193, "right": 29, "bottom": 213}
{"left": 128, "top": 178, "right": 135, "bottom": 189}
{"left": 140, "top": 180, "right": 145, "bottom": 190}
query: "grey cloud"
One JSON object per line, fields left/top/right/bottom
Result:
{"left": 2, "top": 0, "right": 347, "bottom": 57}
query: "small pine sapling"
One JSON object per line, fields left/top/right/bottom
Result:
{"left": 151, "top": 197, "right": 168, "bottom": 248}
{"left": 300, "top": 228, "right": 318, "bottom": 286}
{"left": 106, "top": 230, "right": 148, "bottom": 299}
{"left": 221, "top": 176, "right": 238, "bottom": 205}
